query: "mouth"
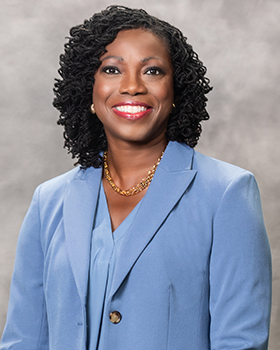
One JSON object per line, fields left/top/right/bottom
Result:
{"left": 112, "top": 102, "right": 152, "bottom": 120}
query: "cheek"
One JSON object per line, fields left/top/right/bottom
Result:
{"left": 165, "top": 77, "right": 174, "bottom": 99}
{"left": 154, "top": 81, "right": 173, "bottom": 106}
{"left": 92, "top": 79, "right": 115, "bottom": 103}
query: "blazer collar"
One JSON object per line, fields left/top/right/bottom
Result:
{"left": 63, "top": 166, "right": 102, "bottom": 304}
{"left": 108, "top": 141, "right": 197, "bottom": 299}
{"left": 63, "top": 142, "right": 196, "bottom": 304}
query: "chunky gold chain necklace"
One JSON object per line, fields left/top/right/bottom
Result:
{"left": 103, "top": 146, "right": 167, "bottom": 196}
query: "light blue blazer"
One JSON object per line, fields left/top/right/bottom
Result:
{"left": 1, "top": 141, "right": 271, "bottom": 350}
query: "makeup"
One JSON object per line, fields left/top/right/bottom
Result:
{"left": 112, "top": 101, "right": 152, "bottom": 120}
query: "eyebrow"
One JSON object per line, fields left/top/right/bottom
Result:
{"left": 101, "top": 55, "right": 164, "bottom": 63}
{"left": 101, "top": 55, "right": 124, "bottom": 62}
{"left": 141, "top": 56, "right": 164, "bottom": 63}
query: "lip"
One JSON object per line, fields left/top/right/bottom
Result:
{"left": 113, "top": 101, "right": 151, "bottom": 108}
{"left": 112, "top": 101, "right": 152, "bottom": 120}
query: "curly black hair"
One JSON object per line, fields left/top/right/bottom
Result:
{"left": 53, "top": 5, "right": 212, "bottom": 168}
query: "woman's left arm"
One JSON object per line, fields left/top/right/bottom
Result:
{"left": 209, "top": 171, "right": 272, "bottom": 349}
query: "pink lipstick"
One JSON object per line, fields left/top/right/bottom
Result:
{"left": 112, "top": 101, "right": 152, "bottom": 120}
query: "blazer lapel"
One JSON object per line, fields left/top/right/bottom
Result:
{"left": 63, "top": 166, "right": 102, "bottom": 304}
{"left": 109, "top": 142, "right": 197, "bottom": 300}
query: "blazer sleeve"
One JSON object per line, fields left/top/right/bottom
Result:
{"left": 209, "top": 171, "right": 272, "bottom": 349}
{"left": 0, "top": 185, "right": 49, "bottom": 350}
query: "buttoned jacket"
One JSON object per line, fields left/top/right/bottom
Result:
{"left": 1, "top": 141, "right": 272, "bottom": 350}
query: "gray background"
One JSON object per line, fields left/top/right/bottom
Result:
{"left": 0, "top": 0, "right": 279, "bottom": 348}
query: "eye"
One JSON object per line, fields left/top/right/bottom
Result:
{"left": 145, "top": 67, "right": 164, "bottom": 76}
{"left": 102, "top": 66, "right": 120, "bottom": 75}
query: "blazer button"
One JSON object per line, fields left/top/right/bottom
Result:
{"left": 109, "top": 311, "right": 122, "bottom": 324}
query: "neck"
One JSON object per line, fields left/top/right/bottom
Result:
{"left": 104, "top": 136, "right": 167, "bottom": 190}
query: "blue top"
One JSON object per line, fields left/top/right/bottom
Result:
{"left": 87, "top": 183, "right": 142, "bottom": 350}
{"left": 0, "top": 142, "right": 271, "bottom": 350}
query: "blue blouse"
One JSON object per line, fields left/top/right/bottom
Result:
{"left": 87, "top": 183, "right": 141, "bottom": 350}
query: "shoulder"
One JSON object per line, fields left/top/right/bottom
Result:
{"left": 167, "top": 141, "right": 253, "bottom": 186}
{"left": 191, "top": 149, "right": 260, "bottom": 215}
{"left": 33, "top": 167, "right": 79, "bottom": 203}
{"left": 167, "top": 142, "right": 258, "bottom": 209}
{"left": 37, "top": 166, "right": 96, "bottom": 195}
{"left": 193, "top": 150, "right": 252, "bottom": 185}
{"left": 33, "top": 166, "right": 101, "bottom": 211}
{"left": 26, "top": 166, "right": 101, "bottom": 243}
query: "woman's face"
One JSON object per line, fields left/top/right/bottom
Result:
{"left": 92, "top": 28, "right": 174, "bottom": 146}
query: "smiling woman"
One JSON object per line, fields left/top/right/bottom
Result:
{"left": 91, "top": 28, "right": 175, "bottom": 230}
{"left": 92, "top": 29, "right": 173, "bottom": 144}
{"left": 0, "top": 5, "right": 271, "bottom": 350}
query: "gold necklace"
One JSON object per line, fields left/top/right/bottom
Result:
{"left": 103, "top": 146, "right": 167, "bottom": 196}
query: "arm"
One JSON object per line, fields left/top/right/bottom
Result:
{"left": 1, "top": 186, "right": 49, "bottom": 350}
{"left": 209, "top": 172, "right": 271, "bottom": 349}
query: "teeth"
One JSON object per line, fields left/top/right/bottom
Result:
{"left": 115, "top": 105, "right": 148, "bottom": 113}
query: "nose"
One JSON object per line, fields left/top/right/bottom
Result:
{"left": 119, "top": 71, "right": 147, "bottom": 96}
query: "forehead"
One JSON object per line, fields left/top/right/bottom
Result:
{"left": 101, "top": 28, "right": 171, "bottom": 62}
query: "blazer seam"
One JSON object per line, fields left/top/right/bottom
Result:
{"left": 36, "top": 297, "right": 47, "bottom": 349}
{"left": 35, "top": 184, "right": 47, "bottom": 349}
{"left": 166, "top": 284, "right": 171, "bottom": 350}
{"left": 196, "top": 257, "right": 210, "bottom": 349}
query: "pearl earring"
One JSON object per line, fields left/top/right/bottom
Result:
{"left": 170, "top": 103, "right": 176, "bottom": 113}
{"left": 90, "top": 104, "right": 96, "bottom": 114}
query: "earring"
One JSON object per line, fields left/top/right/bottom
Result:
{"left": 170, "top": 103, "right": 176, "bottom": 113}
{"left": 90, "top": 104, "right": 96, "bottom": 114}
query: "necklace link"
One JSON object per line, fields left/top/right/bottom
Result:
{"left": 103, "top": 145, "right": 167, "bottom": 196}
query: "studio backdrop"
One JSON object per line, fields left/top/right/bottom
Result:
{"left": 0, "top": 1, "right": 279, "bottom": 349}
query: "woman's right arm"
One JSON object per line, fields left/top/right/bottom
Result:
{"left": 1, "top": 186, "right": 49, "bottom": 350}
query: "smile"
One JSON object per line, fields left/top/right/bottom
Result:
{"left": 112, "top": 102, "right": 152, "bottom": 120}
{"left": 115, "top": 105, "right": 147, "bottom": 113}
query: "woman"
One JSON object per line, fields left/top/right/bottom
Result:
{"left": 1, "top": 5, "right": 271, "bottom": 350}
